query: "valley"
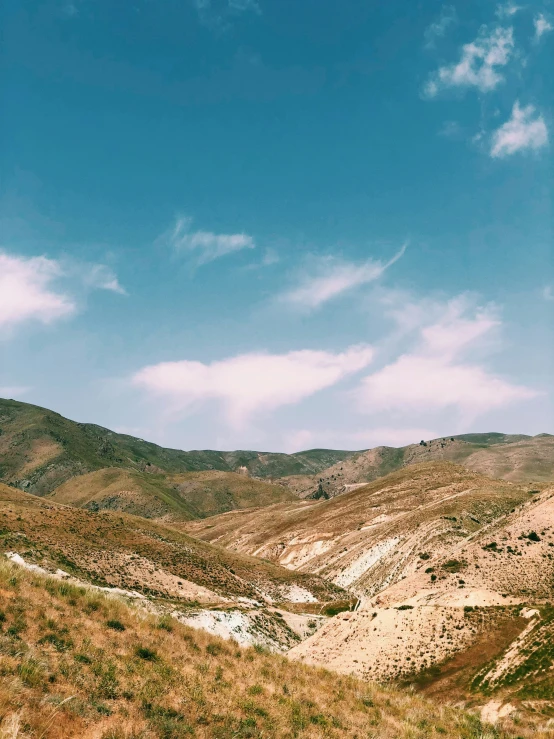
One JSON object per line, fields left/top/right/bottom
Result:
{"left": 1, "top": 398, "right": 554, "bottom": 736}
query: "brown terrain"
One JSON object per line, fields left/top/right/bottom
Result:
{"left": 2, "top": 398, "right": 554, "bottom": 735}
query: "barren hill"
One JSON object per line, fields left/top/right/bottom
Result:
{"left": 184, "top": 462, "right": 532, "bottom": 594}
{"left": 0, "top": 481, "right": 347, "bottom": 650}
{"left": 279, "top": 433, "right": 554, "bottom": 498}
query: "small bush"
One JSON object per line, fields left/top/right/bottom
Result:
{"left": 135, "top": 646, "right": 158, "bottom": 661}
{"left": 106, "top": 619, "right": 126, "bottom": 632}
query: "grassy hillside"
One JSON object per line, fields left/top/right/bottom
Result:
{"left": 0, "top": 398, "right": 356, "bottom": 498}
{"left": 0, "top": 556, "right": 526, "bottom": 739}
{"left": 0, "top": 483, "right": 344, "bottom": 606}
{"left": 48, "top": 468, "right": 295, "bottom": 521}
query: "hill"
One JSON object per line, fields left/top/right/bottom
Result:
{"left": 47, "top": 468, "right": 295, "bottom": 521}
{"left": 279, "top": 433, "right": 554, "bottom": 498}
{"left": 185, "top": 463, "right": 554, "bottom": 726}
{"left": 0, "top": 557, "right": 524, "bottom": 739}
{"left": 0, "top": 482, "right": 347, "bottom": 650}
{"left": 0, "top": 397, "right": 356, "bottom": 497}
{"left": 184, "top": 462, "right": 531, "bottom": 593}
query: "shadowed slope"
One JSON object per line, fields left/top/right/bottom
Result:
{"left": 0, "top": 398, "right": 357, "bottom": 497}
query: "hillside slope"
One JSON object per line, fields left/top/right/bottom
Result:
{"left": 0, "top": 483, "right": 345, "bottom": 614}
{"left": 0, "top": 556, "right": 525, "bottom": 739}
{"left": 279, "top": 434, "right": 554, "bottom": 498}
{"left": 0, "top": 398, "right": 356, "bottom": 497}
{"left": 47, "top": 468, "right": 295, "bottom": 521}
{"left": 184, "top": 462, "right": 531, "bottom": 594}
{"left": 286, "top": 483, "right": 554, "bottom": 727}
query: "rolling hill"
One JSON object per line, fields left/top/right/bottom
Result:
{"left": 47, "top": 467, "right": 295, "bottom": 521}
{"left": 278, "top": 434, "right": 554, "bottom": 498}
{"left": 185, "top": 462, "right": 554, "bottom": 726}
{"left": 0, "top": 397, "right": 357, "bottom": 499}
{"left": 0, "top": 481, "right": 348, "bottom": 651}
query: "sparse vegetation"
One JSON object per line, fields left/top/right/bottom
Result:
{"left": 0, "top": 559, "right": 513, "bottom": 739}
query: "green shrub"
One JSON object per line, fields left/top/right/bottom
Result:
{"left": 135, "top": 646, "right": 158, "bottom": 661}
{"left": 106, "top": 619, "right": 126, "bottom": 632}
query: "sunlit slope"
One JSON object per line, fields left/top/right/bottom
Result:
{"left": 48, "top": 468, "right": 295, "bottom": 521}
{"left": 0, "top": 397, "right": 356, "bottom": 496}
{"left": 0, "top": 556, "right": 522, "bottom": 739}
{"left": 0, "top": 483, "right": 344, "bottom": 605}
{"left": 289, "top": 484, "right": 554, "bottom": 728}
{"left": 185, "top": 462, "right": 530, "bottom": 594}
{"left": 280, "top": 434, "right": 554, "bottom": 498}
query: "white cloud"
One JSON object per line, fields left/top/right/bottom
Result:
{"left": 534, "top": 13, "right": 553, "bottom": 41}
{"left": 424, "top": 25, "right": 514, "bottom": 96}
{"left": 496, "top": 2, "right": 521, "bottom": 19}
{"left": 0, "top": 252, "right": 75, "bottom": 330}
{"left": 543, "top": 285, "right": 554, "bottom": 302}
{"left": 0, "top": 251, "right": 126, "bottom": 334}
{"left": 0, "top": 385, "right": 31, "bottom": 398}
{"left": 424, "top": 5, "right": 457, "bottom": 48}
{"left": 83, "top": 264, "right": 127, "bottom": 295}
{"left": 281, "top": 243, "right": 407, "bottom": 309}
{"left": 163, "top": 215, "right": 255, "bottom": 265}
{"left": 490, "top": 101, "right": 548, "bottom": 157}
{"left": 355, "top": 298, "right": 536, "bottom": 422}
{"left": 132, "top": 345, "right": 374, "bottom": 426}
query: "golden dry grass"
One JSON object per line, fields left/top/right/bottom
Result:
{"left": 0, "top": 558, "right": 519, "bottom": 739}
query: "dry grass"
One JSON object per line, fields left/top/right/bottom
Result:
{"left": 0, "top": 558, "right": 514, "bottom": 739}
{"left": 0, "top": 483, "right": 344, "bottom": 605}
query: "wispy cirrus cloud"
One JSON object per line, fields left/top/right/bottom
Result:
{"left": 281, "top": 243, "right": 407, "bottom": 310}
{"left": 132, "top": 345, "right": 374, "bottom": 427}
{"left": 424, "top": 5, "right": 457, "bottom": 49}
{"left": 490, "top": 101, "right": 548, "bottom": 157}
{"left": 543, "top": 286, "right": 554, "bottom": 302}
{"left": 424, "top": 25, "right": 514, "bottom": 97}
{"left": 534, "top": 13, "right": 553, "bottom": 41}
{"left": 355, "top": 296, "right": 537, "bottom": 423}
{"left": 162, "top": 215, "right": 255, "bottom": 265}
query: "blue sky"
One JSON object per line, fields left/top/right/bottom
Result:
{"left": 1, "top": 0, "right": 552, "bottom": 452}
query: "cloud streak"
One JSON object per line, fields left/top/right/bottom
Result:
{"left": 132, "top": 345, "right": 374, "bottom": 426}
{"left": 281, "top": 243, "right": 407, "bottom": 309}
{"left": 0, "top": 251, "right": 126, "bottom": 334}
{"left": 163, "top": 215, "right": 255, "bottom": 265}
{"left": 490, "top": 102, "right": 548, "bottom": 158}
{"left": 424, "top": 25, "right": 514, "bottom": 96}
